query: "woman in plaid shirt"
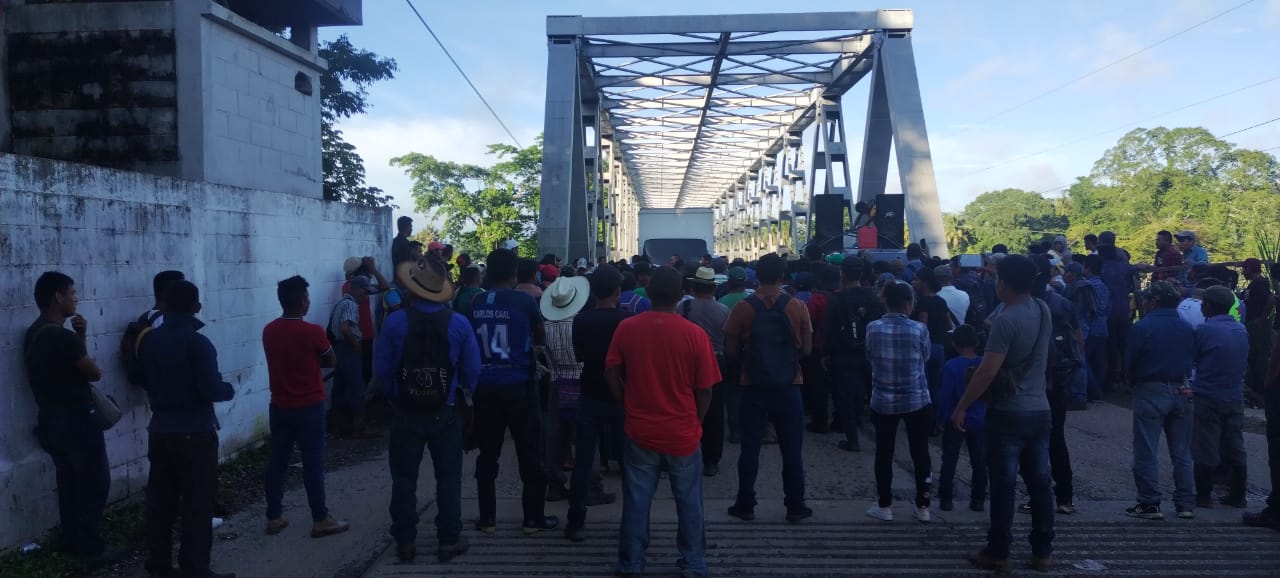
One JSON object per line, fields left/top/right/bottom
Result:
{"left": 864, "top": 281, "right": 935, "bottom": 523}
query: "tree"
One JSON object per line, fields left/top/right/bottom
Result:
{"left": 392, "top": 138, "right": 543, "bottom": 257}
{"left": 319, "top": 35, "right": 397, "bottom": 206}
{"left": 945, "top": 188, "right": 1067, "bottom": 254}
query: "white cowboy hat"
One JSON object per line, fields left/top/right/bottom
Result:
{"left": 688, "top": 266, "right": 717, "bottom": 285}
{"left": 540, "top": 276, "right": 591, "bottom": 321}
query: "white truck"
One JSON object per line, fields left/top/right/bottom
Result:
{"left": 637, "top": 208, "right": 715, "bottom": 262}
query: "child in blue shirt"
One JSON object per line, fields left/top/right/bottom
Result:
{"left": 935, "top": 324, "right": 987, "bottom": 512}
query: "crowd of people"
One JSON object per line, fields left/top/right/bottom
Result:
{"left": 19, "top": 214, "right": 1280, "bottom": 577}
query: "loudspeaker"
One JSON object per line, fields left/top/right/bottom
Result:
{"left": 812, "top": 194, "right": 848, "bottom": 242}
{"left": 874, "top": 194, "right": 905, "bottom": 249}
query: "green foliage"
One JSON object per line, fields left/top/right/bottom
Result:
{"left": 945, "top": 127, "right": 1280, "bottom": 261}
{"left": 319, "top": 35, "right": 397, "bottom": 207}
{"left": 393, "top": 137, "right": 543, "bottom": 258}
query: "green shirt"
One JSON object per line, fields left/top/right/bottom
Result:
{"left": 719, "top": 291, "right": 750, "bottom": 310}
{"left": 634, "top": 287, "right": 648, "bottom": 299}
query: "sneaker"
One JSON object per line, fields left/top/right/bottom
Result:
{"left": 967, "top": 549, "right": 1010, "bottom": 572}
{"left": 475, "top": 517, "right": 497, "bottom": 534}
{"left": 1219, "top": 495, "right": 1248, "bottom": 509}
{"left": 522, "top": 515, "right": 560, "bottom": 535}
{"left": 311, "top": 515, "right": 350, "bottom": 538}
{"left": 703, "top": 463, "right": 720, "bottom": 477}
{"left": 265, "top": 518, "right": 289, "bottom": 535}
{"left": 1017, "top": 502, "right": 1032, "bottom": 514}
{"left": 838, "top": 438, "right": 861, "bottom": 452}
{"left": 939, "top": 499, "right": 953, "bottom": 512}
{"left": 1057, "top": 503, "right": 1076, "bottom": 515}
{"left": 865, "top": 504, "right": 893, "bottom": 522}
{"left": 914, "top": 506, "right": 931, "bottom": 523}
{"left": 437, "top": 536, "right": 469, "bottom": 562}
{"left": 728, "top": 504, "right": 756, "bottom": 521}
{"left": 564, "top": 522, "right": 585, "bottom": 542}
{"left": 396, "top": 542, "right": 415, "bottom": 563}
{"left": 1030, "top": 555, "right": 1052, "bottom": 572}
{"left": 586, "top": 491, "right": 616, "bottom": 506}
{"left": 786, "top": 506, "right": 814, "bottom": 523}
{"left": 969, "top": 499, "right": 985, "bottom": 512}
{"left": 1176, "top": 507, "right": 1195, "bottom": 519}
{"left": 1242, "top": 509, "right": 1280, "bottom": 531}
{"left": 1125, "top": 503, "right": 1164, "bottom": 520}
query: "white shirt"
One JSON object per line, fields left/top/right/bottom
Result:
{"left": 1177, "top": 298, "right": 1205, "bottom": 328}
{"left": 938, "top": 285, "right": 971, "bottom": 326}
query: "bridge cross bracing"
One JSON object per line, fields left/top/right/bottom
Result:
{"left": 538, "top": 10, "right": 947, "bottom": 262}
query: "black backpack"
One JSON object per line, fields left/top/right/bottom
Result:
{"left": 1045, "top": 293, "right": 1082, "bottom": 389}
{"left": 395, "top": 307, "right": 456, "bottom": 412}
{"left": 121, "top": 311, "right": 160, "bottom": 386}
{"left": 834, "top": 288, "right": 881, "bottom": 352}
{"left": 744, "top": 294, "right": 798, "bottom": 385}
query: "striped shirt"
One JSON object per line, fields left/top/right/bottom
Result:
{"left": 865, "top": 313, "right": 932, "bottom": 415}
{"left": 328, "top": 295, "right": 361, "bottom": 342}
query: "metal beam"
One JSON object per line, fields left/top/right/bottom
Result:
{"left": 539, "top": 38, "right": 583, "bottom": 261}
{"left": 548, "top": 11, "right": 914, "bottom": 36}
{"left": 583, "top": 37, "right": 870, "bottom": 58}
{"left": 880, "top": 33, "right": 947, "bottom": 258}
{"left": 595, "top": 72, "right": 832, "bottom": 88}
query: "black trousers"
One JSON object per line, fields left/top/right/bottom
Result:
{"left": 473, "top": 384, "right": 547, "bottom": 524}
{"left": 1048, "top": 385, "right": 1074, "bottom": 506}
{"left": 36, "top": 406, "right": 109, "bottom": 558}
{"left": 871, "top": 406, "right": 933, "bottom": 508}
{"left": 701, "top": 365, "right": 727, "bottom": 466}
{"left": 801, "top": 347, "right": 829, "bottom": 424}
{"left": 145, "top": 431, "right": 219, "bottom": 575}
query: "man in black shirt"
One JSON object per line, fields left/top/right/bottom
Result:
{"left": 566, "top": 265, "right": 631, "bottom": 541}
{"left": 391, "top": 216, "right": 414, "bottom": 267}
{"left": 1242, "top": 258, "right": 1274, "bottom": 400}
{"left": 24, "top": 271, "right": 109, "bottom": 561}
{"left": 825, "top": 258, "right": 884, "bottom": 451}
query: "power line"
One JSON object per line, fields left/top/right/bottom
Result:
{"left": 955, "top": 73, "right": 1280, "bottom": 177}
{"left": 403, "top": 0, "right": 524, "bottom": 149}
{"left": 1219, "top": 116, "right": 1280, "bottom": 139}
{"left": 979, "top": 0, "right": 1257, "bottom": 123}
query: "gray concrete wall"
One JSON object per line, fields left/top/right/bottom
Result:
{"left": 0, "top": 154, "right": 389, "bottom": 551}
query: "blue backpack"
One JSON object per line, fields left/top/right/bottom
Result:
{"left": 745, "top": 293, "right": 798, "bottom": 385}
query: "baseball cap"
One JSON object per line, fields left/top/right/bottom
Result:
{"left": 501, "top": 239, "right": 519, "bottom": 250}
{"left": 932, "top": 264, "right": 953, "bottom": 283}
{"left": 1064, "top": 262, "right": 1084, "bottom": 276}
{"left": 727, "top": 266, "right": 747, "bottom": 281}
{"left": 346, "top": 275, "right": 373, "bottom": 294}
{"left": 1175, "top": 230, "right": 1196, "bottom": 241}
{"left": 1145, "top": 280, "right": 1183, "bottom": 305}
{"left": 1202, "top": 285, "right": 1236, "bottom": 309}
{"left": 1242, "top": 258, "right": 1262, "bottom": 273}
{"left": 343, "top": 256, "right": 362, "bottom": 276}
{"left": 427, "top": 241, "right": 445, "bottom": 252}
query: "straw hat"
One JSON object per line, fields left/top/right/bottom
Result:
{"left": 396, "top": 256, "right": 455, "bottom": 304}
{"left": 540, "top": 276, "right": 591, "bottom": 321}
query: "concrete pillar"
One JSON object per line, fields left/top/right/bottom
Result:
{"left": 538, "top": 37, "right": 581, "bottom": 261}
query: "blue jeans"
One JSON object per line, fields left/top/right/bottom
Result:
{"left": 984, "top": 410, "right": 1054, "bottom": 560}
{"left": 265, "top": 402, "right": 328, "bottom": 522}
{"left": 618, "top": 438, "right": 706, "bottom": 577}
{"left": 1085, "top": 335, "right": 1108, "bottom": 400}
{"left": 332, "top": 342, "right": 367, "bottom": 412}
{"left": 940, "top": 425, "right": 987, "bottom": 504}
{"left": 569, "top": 400, "right": 622, "bottom": 526}
{"left": 832, "top": 357, "right": 870, "bottom": 443}
{"left": 1068, "top": 355, "right": 1089, "bottom": 405}
{"left": 388, "top": 405, "right": 464, "bottom": 547}
{"left": 736, "top": 384, "right": 806, "bottom": 509}
{"left": 1131, "top": 381, "right": 1194, "bottom": 509}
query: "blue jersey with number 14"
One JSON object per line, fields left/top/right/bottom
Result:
{"left": 469, "top": 289, "right": 539, "bottom": 386}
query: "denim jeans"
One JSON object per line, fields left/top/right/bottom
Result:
{"left": 618, "top": 438, "right": 706, "bottom": 577}
{"left": 735, "top": 384, "right": 806, "bottom": 509}
{"left": 265, "top": 402, "right": 328, "bottom": 522}
{"left": 984, "top": 410, "right": 1054, "bottom": 560}
{"left": 832, "top": 357, "right": 870, "bottom": 444}
{"left": 35, "top": 405, "right": 109, "bottom": 558}
{"left": 1192, "top": 394, "right": 1247, "bottom": 499}
{"left": 569, "top": 399, "right": 623, "bottom": 526}
{"left": 1068, "top": 353, "right": 1089, "bottom": 405}
{"left": 332, "top": 342, "right": 367, "bottom": 412}
{"left": 1131, "top": 381, "right": 1194, "bottom": 509}
{"left": 939, "top": 425, "right": 986, "bottom": 505}
{"left": 388, "top": 405, "right": 464, "bottom": 548}
{"left": 1085, "top": 335, "right": 1108, "bottom": 400}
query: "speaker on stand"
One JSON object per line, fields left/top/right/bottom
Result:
{"left": 812, "top": 194, "right": 849, "bottom": 254}
{"left": 873, "top": 193, "right": 905, "bottom": 249}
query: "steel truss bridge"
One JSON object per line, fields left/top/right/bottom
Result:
{"left": 537, "top": 10, "right": 946, "bottom": 262}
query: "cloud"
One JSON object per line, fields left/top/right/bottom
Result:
{"left": 337, "top": 114, "right": 539, "bottom": 223}
{"left": 1268, "top": 0, "right": 1280, "bottom": 29}
{"left": 1073, "top": 23, "right": 1171, "bottom": 88}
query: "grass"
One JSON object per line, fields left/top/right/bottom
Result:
{"left": 0, "top": 441, "right": 272, "bottom": 578}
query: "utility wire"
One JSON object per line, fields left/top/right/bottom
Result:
{"left": 1219, "top": 116, "right": 1280, "bottom": 139}
{"left": 403, "top": 0, "right": 524, "bottom": 149}
{"left": 955, "top": 73, "right": 1280, "bottom": 177}
{"left": 979, "top": 0, "right": 1257, "bottom": 123}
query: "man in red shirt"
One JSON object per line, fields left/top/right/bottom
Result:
{"left": 606, "top": 266, "right": 719, "bottom": 578}
{"left": 262, "top": 276, "right": 350, "bottom": 538}
{"left": 1150, "top": 230, "right": 1184, "bottom": 283}
{"left": 342, "top": 256, "right": 391, "bottom": 401}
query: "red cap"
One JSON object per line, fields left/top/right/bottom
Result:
{"left": 428, "top": 241, "right": 445, "bottom": 252}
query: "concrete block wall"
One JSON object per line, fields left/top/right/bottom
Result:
{"left": 0, "top": 155, "right": 389, "bottom": 552}
{"left": 201, "top": 3, "right": 325, "bottom": 199}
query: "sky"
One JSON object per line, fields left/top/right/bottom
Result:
{"left": 319, "top": 0, "right": 1280, "bottom": 227}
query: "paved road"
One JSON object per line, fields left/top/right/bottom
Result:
{"left": 361, "top": 395, "right": 1279, "bottom": 577}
